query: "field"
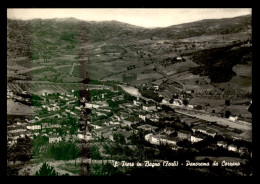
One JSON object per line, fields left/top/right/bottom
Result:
{"left": 137, "top": 73, "right": 163, "bottom": 81}
{"left": 232, "top": 64, "right": 251, "bottom": 77}
{"left": 160, "top": 59, "right": 199, "bottom": 75}
{"left": 7, "top": 100, "right": 34, "bottom": 115}
{"left": 55, "top": 65, "right": 72, "bottom": 74}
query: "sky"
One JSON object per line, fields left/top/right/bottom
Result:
{"left": 7, "top": 8, "right": 251, "bottom": 28}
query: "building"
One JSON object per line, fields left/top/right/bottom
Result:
{"left": 228, "top": 144, "right": 238, "bottom": 152}
{"left": 217, "top": 141, "right": 228, "bottom": 148}
{"left": 139, "top": 113, "right": 146, "bottom": 121}
{"left": 133, "top": 100, "right": 141, "bottom": 106}
{"left": 177, "top": 130, "right": 192, "bottom": 140}
{"left": 187, "top": 105, "right": 194, "bottom": 109}
{"left": 154, "top": 86, "right": 159, "bottom": 90}
{"left": 145, "top": 134, "right": 178, "bottom": 145}
{"left": 229, "top": 116, "right": 238, "bottom": 122}
{"left": 164, "top": 127, "right": 175, "bottom": 135}
{"left": 27, "top": 125, "right": 41, "bottom": 130}
{"left": 77, "top": 133, "right": 92, "bottom": 141}
{"left": 85, "top": 103, "right": 100, "bottom": 109}
{"left": 109, "top": 130, "right": 132, "bottom": 144}
{"left": 191, "top": 134, "right": 206, "bottom": 143}
{"left": 143, "top": 104, "right": 156, "bottom": 111}
{"left": 137, "top": 124, "right": 157, "bottom": 132}
{"left": 123, "top": 117, "right": 138, "bottom": 127}
{"left": 238, "top": 147, "right": 249, "bottom": 155}
{"left": 49, "top": 136, "right": 62, "bottom": 143}
{"left": 192, "top": 125, "right": 216, "bottom": 137}
{"left": 92, "top": 124, "right": 102, "bottom": 130}
{"left": 147, "top": 114, "right": 159, "bottom": 122}
{"left": 176, "top": 57, "right": 182, "bottom": 61}
{"left": 173, "top": 99, "right": 183, "bottom": 106}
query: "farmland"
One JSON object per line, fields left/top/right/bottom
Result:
{"left": 7, "top": 14, "right": 252, "bottom": 176}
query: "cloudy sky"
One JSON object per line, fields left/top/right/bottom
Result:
{"left": 7, "top": 8, "right": 251, "bottom": 28}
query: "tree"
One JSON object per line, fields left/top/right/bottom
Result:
{"left": 113, "top": 134, "right": 126, "bottom": 144}
{"left": 225, "top": 99, "right": 231, "bottom": 106}
{"left": 172, "top": 94, "right": 179, "bottom": 99}
{"left": 35, "top": 163, "right": 69, "bottom": 176}
{"left": 225, "top": 110, "right": 231, "bottom": 118}
{"left": 183, "top": 99, "right": 189, "bottom": 106}
{"left": 177, "top": 139, "right": 191, "bottom": 148}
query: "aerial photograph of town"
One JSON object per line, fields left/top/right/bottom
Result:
{"left": 7, "top": 8, "right": 252, "bottom": 176}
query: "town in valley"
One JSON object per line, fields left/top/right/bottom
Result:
{"left": 7, "top": 11, "right": 252, "bottom": 176}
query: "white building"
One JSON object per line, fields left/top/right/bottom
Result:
{"left": 229, "top": 116, "right": 238, "bottom": 122}
{"left": 139, "top": 114, "right": 146, "bottom": 121}
{"left": 49, "top": 136, "right": 62, "bottom": 143}
{"left": 191, "top": 135, "right": 205, "bottom": 143}
{"left": 27, "top": 125, "right": 41, "bottom": 130}
{"left": 143, "top": 104, "right": 156, "bottom": 111}
{"left": 133, "top": 100, "right": 141, "bottom": 106}
{"left": 145, "top": 134, "right": 177, "bottom": 145}
{"left": 228, "top": 144, "right": 238, "bottom": 152}
{"left": 85, "top": 103, "right": 100, "bottom": 109}
{"left": 217, "top": 141, "right": 228, "bottom": 148}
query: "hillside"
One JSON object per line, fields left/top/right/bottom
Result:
{"left": 7, "top": 15, "right": 252, "bottom": 87}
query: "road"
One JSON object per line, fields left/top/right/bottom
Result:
{"left": 16, "top": 66, "right": 47, "bottom": 74}
{"left": 70, "top": 63, "right": 80, "bottom": 75}
{"left": 154, "top": 63, "right": 185, "bottom": 91}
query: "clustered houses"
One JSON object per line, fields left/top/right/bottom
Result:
{"left": 7, "top": 90, "right": 85, "bottom": 145}
{"left": 192, "top": 124, "right": 217, "bottom": 137}
{"left": 177, "top": 130, "right": 192, "bottom": 141}
{"left": 191, "top": 134, "right": 207, "bottom": 143}
{"left": 7, "top": 86, "right": 252, "bottom": 160}
{"left": 145, "top": 133, "right": 178, "bottom": 146}
{"left": 142, "top": 104, "right": 157, "bottom": 111}
{"left": 216, "top": 141, "right": 249, "bottom": 155}
{"left": 137, "top": 124, "right": 157, "bottom": 132}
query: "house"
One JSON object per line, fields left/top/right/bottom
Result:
{"left": 75, "top": 106, "right": 81, "bottom": 110}
{"left": 229, "top": 116, "right": 238, "bottom": 122}
{"left": 217, "top": 141, "right": 228, "bottom": 148}
{"left": 133, "top": 100, "right": 141, "bottom": 106}
{"left": 142, "top": 104, "right": 156, "bottom": 111}
{"left": 77, "top": 133, "right": 93, "bottom": 141}
{"left": 154, "top": 86, "right": 159, "bottom": 90}
{"left": 173, "top": 99, "right": 183, "bottom": 106}
{"left": 123, "top": 117, "right": 138, "bottom": 127}
{"left": 137, "top": 124, "right": 157, "bottom": 132}
{"left": 191, "top": 134, "right": 206, "bottom": 143}
{"left": 228, "top": 144, "right": 238, "bottom": 152}
{"left": 164, "top": 127, "right": 175, "bottom": 135}
{"left": 16, "top": 122, "right": 27, "bottom": 126}
{"left": 176, "top": 57, "right": 182, "bottom": 61}
{"left": 49, "top": 136, "right": 62, "bottom": 143}
{"left": 94, "top": 124, "right": 119, "bottom": 137}
{"left": 238, "top": 147, "right": 249, "bottom": 155}
{"left": 187, "top": 105, "right": 194, "bottom": 109}
{"left": 192, "top": 125, "right": 216, "bottom": 137}
{"left": 177, "top": 130, "right": 192, "bottom": 140}
{"left": 92, "top": 124, "right": 102, "bottom": 130}
{"left": 139, "top": 114, "right": 146, "bottom": 121}
{"left": 147, "top": 114, "right": 159, "bottom": 122}
{"left": 145, "top": 134, "right": 178, "bottom": 145}
{"left": 85, "top": 103, "right": 100, "bottom": 109}
{"left": 186, "top": 90, "right": 192, "bottom": 94}
{"left": 162, "top": 99, "right": 169, "bottom": 104}
{"left": 27, "top": 125, "right": 41, "bottom": 130}
{"left": 109, "top": 130, "right": 132, "bottom": 143}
